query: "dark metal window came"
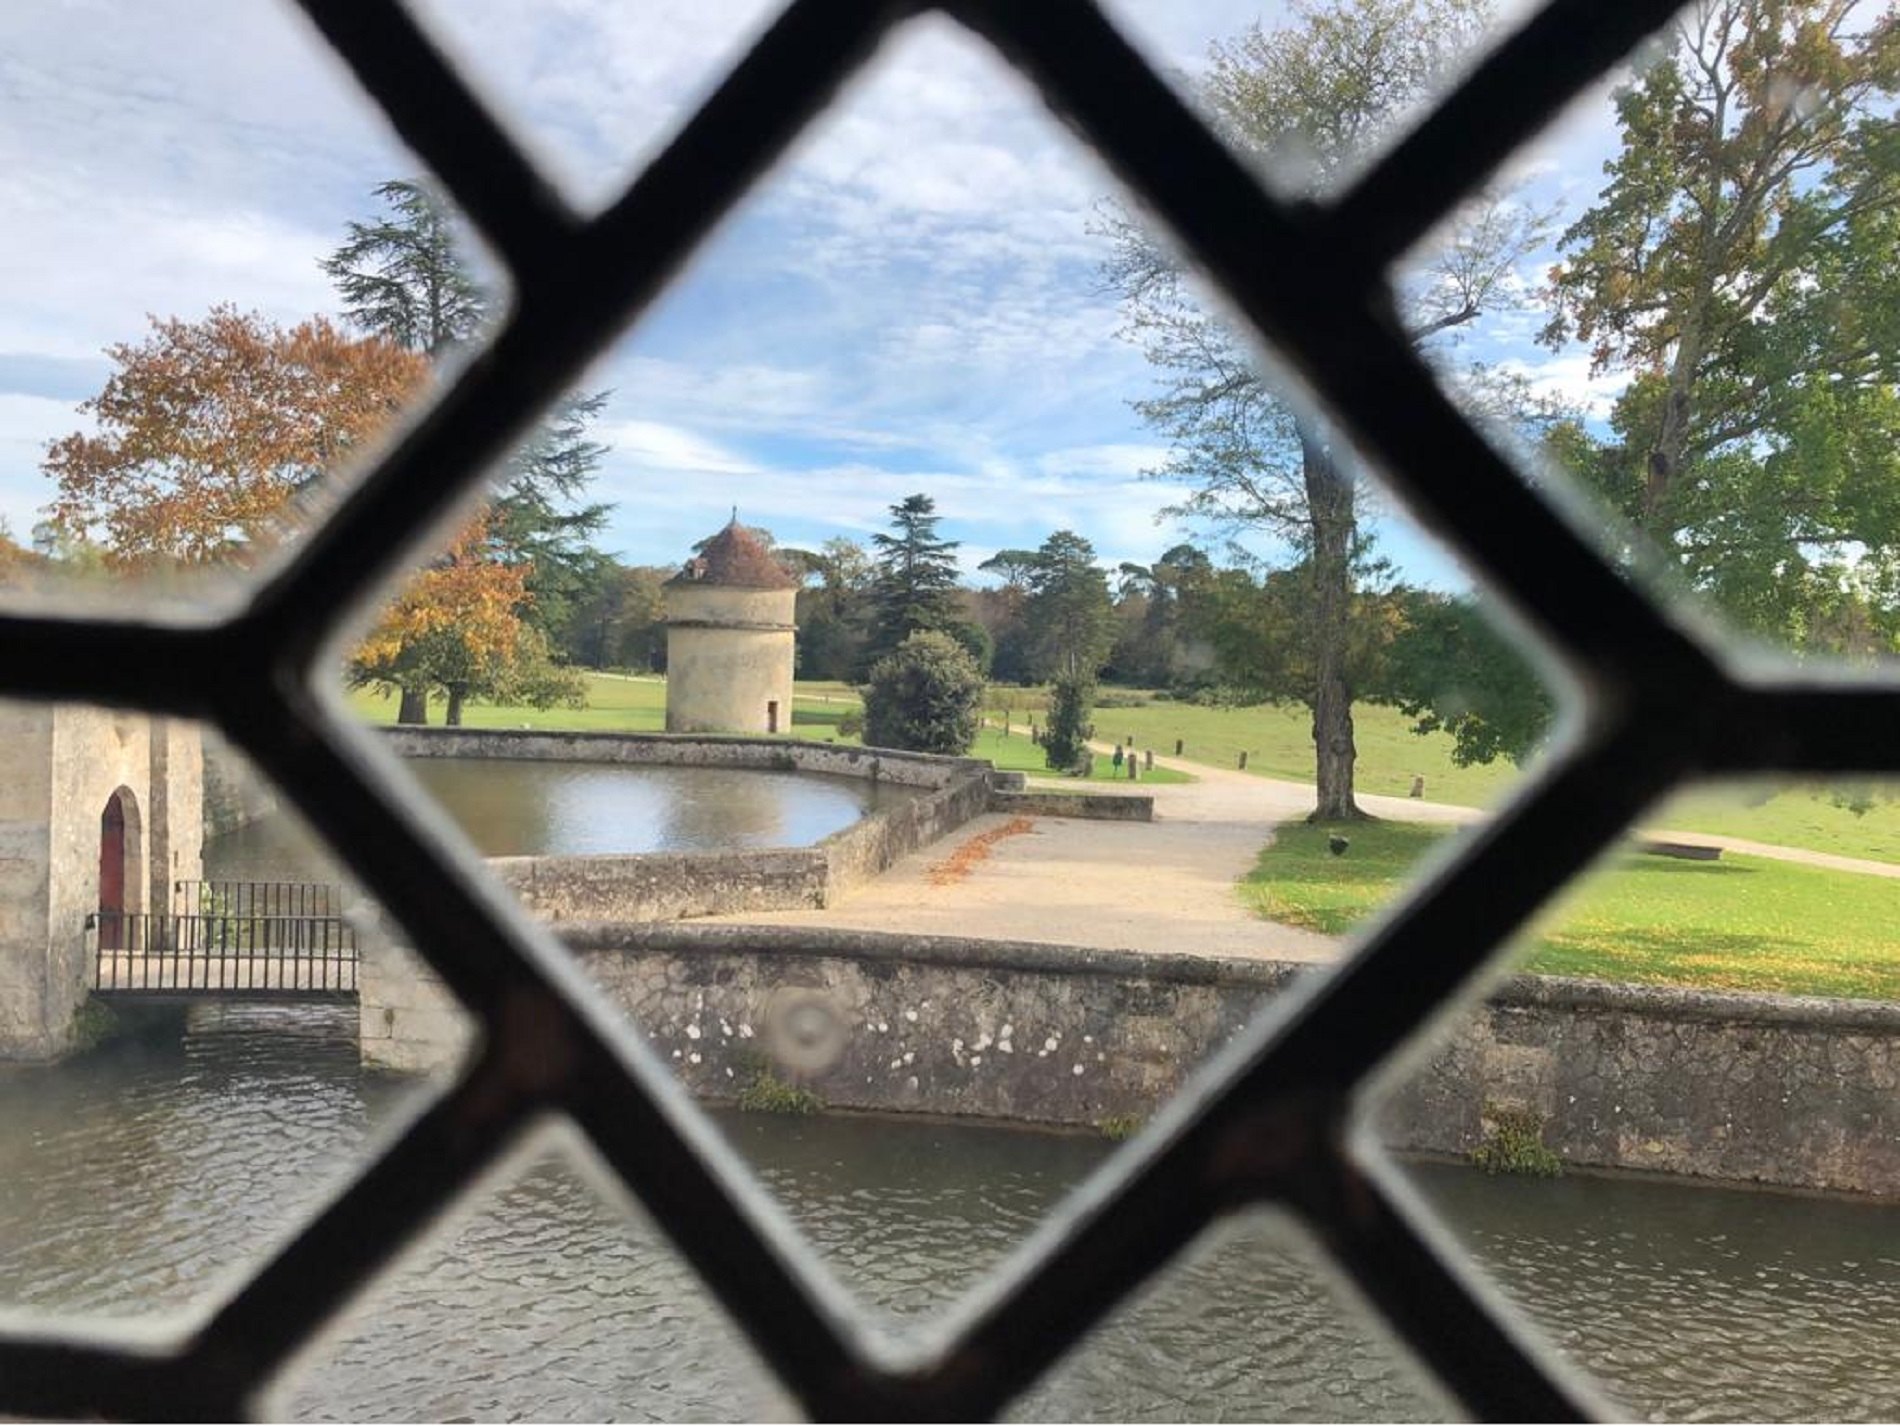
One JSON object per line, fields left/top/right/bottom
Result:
{"left": 2, "top": 0, "right": 1888, "bottom": 1418}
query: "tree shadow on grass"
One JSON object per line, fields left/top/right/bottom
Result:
{"left": 1526, "top": 925, "right": 1896, "bottom": 1000}
{"left": 1607, "top": 855, "right": 1759, "bottom": 880}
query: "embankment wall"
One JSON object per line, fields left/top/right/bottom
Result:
{"left": 380, "top": 729, "right": 1007, "bottom": 921}
{"left": 362, "top": 923, "right": 1900, "bottom": 1197}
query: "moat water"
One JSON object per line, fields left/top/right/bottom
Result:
{"left": 206, "top": 757, "right": 904, "bottom": 873}
{"left": 3, "top": 1008, "right": 1898, "bottom": 1422}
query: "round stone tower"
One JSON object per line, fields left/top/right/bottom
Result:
{"left": 664, "top": 519, "right": 798, "bottom": 735}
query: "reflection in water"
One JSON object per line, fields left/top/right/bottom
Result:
{"left": 203, "top": 759, "right": 903, "bottom": 880}
{"left": 2, "top": 1014, "right": 1898, "bottom": 1421}
{"left": 405, "top": 759, "right": 893, "bottom": 857}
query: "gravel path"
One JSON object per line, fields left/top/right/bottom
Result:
{"left": 710, "top": 758, "right": 1338, "bottom": 962}
{"left": 710, "top": 751, "right": 1898, "bottom": 957}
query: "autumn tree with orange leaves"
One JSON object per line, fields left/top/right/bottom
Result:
{"left": 44, "top": 306, "right": 427, "bottom": 566}
{"left": 41, "top": 304, "right": 572, "bottom": 723}
{"left": 349, "top": 512, "right": 582, "bottom": 725}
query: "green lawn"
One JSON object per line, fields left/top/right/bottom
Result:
{"left": 985, "top": 687, "right": 1900, "bottom": 864}
{"left": 353, "top": 675, "right": 1900, "bottom": 859}
{"left": 995, "top": 690, "right": 1521, "bottom": 805}
{"left": 347, "top": 674, "right": 1185, "bottom": 785}
{"left": 969, "top": 726, "right": 1193, "bottom": 785}
{"left": 1243, "top": 820, "right": 1900, "bottom": 1001}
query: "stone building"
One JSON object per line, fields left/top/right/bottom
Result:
{"left": 664, "top": 519, "right": 798, "bottom": 735}
{"left": 0, "top": 706, "right": 203, "bottom": 1059}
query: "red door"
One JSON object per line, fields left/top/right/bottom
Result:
{"left": 99, "top": 793, "right": 125, "bottom": 951}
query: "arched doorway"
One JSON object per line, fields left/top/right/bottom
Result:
{"left": 97, "top": 788, "right": 142, "bottom": 952}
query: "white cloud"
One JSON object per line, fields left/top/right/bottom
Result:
{"left": 596, "top": 421, "right": 760, "bottom": 479}
{"left": 1497, "top": 352, "right": 1629, "bottom": 421}
{"left": 0, "top": 0, "right": 1636, "bottom": 585}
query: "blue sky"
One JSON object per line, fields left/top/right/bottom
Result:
{"left": 0, "top": 0, "right": 1629, "bottom": 589}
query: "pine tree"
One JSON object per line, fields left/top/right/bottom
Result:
{"left": 1022, "top": 530, "right": 1115, "bottom": 683}
{"left": 320, "top": 180, "right": 484, "bottom": 357}
{"left": 322, "top": 180, "right": 613, "bottom": 711}
{"left": 865, "top": 494, "right": 961, "bottom": 669}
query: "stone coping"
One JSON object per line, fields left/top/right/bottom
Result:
{"left": 558, "top": 920, "right": 1900, "bottom": 1029}
{"left": 383, "top": 726, "right": 999, "bottom": 790}
{"left": 377, "top": 729, "right": 997, "bottom": 921}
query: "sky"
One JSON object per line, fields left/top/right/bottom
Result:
{"left": 0, "top": 0, "right": 1633, "bottom": 591}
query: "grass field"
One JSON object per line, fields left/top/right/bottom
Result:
{"left": 995, "top": 689, "right": 1900, "bottom": 864}
{"left": 349, "top": 674, "right": 1188, "bottom": 786}
{"left": 1242, "top": 820, "right": 1900, "bottom": 1001}
{"left": 351, "top": 674, "right": 1900, "bottom": 858}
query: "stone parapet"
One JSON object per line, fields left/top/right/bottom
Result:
{"left": 382, "top": 922, "right": 1900, "bottom": 1199}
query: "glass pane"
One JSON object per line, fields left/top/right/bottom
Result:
{"left": 276, "top": 1129, "right": 788, "bottom": 1422}
{"left": 0, "top": 2, "right": 499, "bottom": 611}
{"left": 405, "top": 0, "right": 787, "bottom": 211}
{"left": 1010, "top": 1209, "right": 1454, "bottom": 1422}
{"left": 1404, "top": 1159, "right": 1900, "bottom": 1424}
{"left": 1415, "top": 0, "right": 1900, "bottom": 679}
{"left": 308, "top": 19, "right": 1563, "bottom": 1339}
{"left": 1377, "top": 774, "right": 1900, "bottom": 1419}
{"left": 1100, "top": 0, "right": 1517, "bottom": 197}
{"left": 0, "top": 712, "right": 461, "bottom": 1325}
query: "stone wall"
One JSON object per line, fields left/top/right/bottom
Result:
{"left": 1384, "top": 976, "right": 1900, "bottom": 1195}
{"left": 379, "top": 730, "right": 1000, "bottom": 925}
{"left": 0, "top": 705, "right": 58, "bottom": 1058}
{"left": 363, "top": 923, "right": 1900, "bottom": 1198}
{"left": 383, "top": 726, "right": 995, "bottom": 788}
{"left": 492, "top": 848, "right": 829, "bottom": 922}
{"left": 356, "top": 934, "right": 473, "bottom": 1075}
{"left": 991, "top": 790, "right": 1154, "bottom": 821}
{"left": 202, "top": 734, "right": 277, "bottom": 836}
{"left": 0, "top": 708, "right": 204, "bottom": 1060}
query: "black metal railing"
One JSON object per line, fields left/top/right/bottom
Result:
{"left": 90, "top": 902, "right": 357, "bottom": 998}
{"left": 174, "top": 878, "right": 344, "bottom": 921}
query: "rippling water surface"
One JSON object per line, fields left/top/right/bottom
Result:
{"left": 3, "top": 1012, "right": 1898, "bottom": 1421}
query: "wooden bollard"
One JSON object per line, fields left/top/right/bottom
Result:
{"left": 1127, "top": 735, "right": 1135, "bottom": 748}
{"left": 1174, "top": 738, "right": 1183, "bottom": 756}
{"left": 1144, "top": 749, "right": 1153, "bottom": 770}
{"left": 1410, "top": 775, "right": 1425, "bottom": 798}
{"left": 1128, "top": 756, "right": 1138, "bottom": 780}
{"left": 1238, "top": 750, "right": 1249, "bottom": 770}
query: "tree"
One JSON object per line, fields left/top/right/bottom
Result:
{"left": 323, "top": 180, "right": 612, "bottom": 652}
{"left": 1101, "top": 0, "right": 1543, "bottom": 819}
{"left": 1022, "top": 530, "right": 1116, "bottom": 683}
{"left": 866, "top": 494, "right": 962, "bottom": 668}
{"left": 860, "top": 630, "right": 984, "bottom": 755}
{"left": 492, "top": 390, "right": 614, "bottom": 653}
{"left": 1543, "top": 0, "right": 1900, "bottom": 648}
{"left": 320, "top": 179, "right": 485, "bottom": 357}
{"left": 1178, "top": 556, "right": 1409, "bottom": 710}
{"left": 1043, "top": 674, "right": 1096, "bottom": 772}
{"left": 568, "top": 561, "right": 671, "bottom": 671}
{"left": 1380, "top": 592, "right": 1555, "bottom": 766}
{"left": 43, "top": 306, "right": 426, "bottom": 567}
{"left": 781, "top": 536, "right": 875, "bottom": 679}
{"left": 976, "top": 547, "right": 1044, "bottom": 683}
{"left": 1113, "top": 543, "right": 1213, "bottom": 685}
{"left": 348, "top": 513, "right": 582, "bottom": 725}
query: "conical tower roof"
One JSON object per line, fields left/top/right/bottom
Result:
{"left": 668, "top": 517, "right": 798, "bottom": 590}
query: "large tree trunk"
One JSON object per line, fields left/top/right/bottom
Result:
{"left": 445, "top": 686, "right": 466, "bottom": 727}
{"left": 1302, "top": 433, "right": 1366, "bottom": 823}
{"left": 1644, "top": 321, "right": 1703, "bottom": 534}
{"left": 397, "top": 685, "right": 429, "bottom": 725}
